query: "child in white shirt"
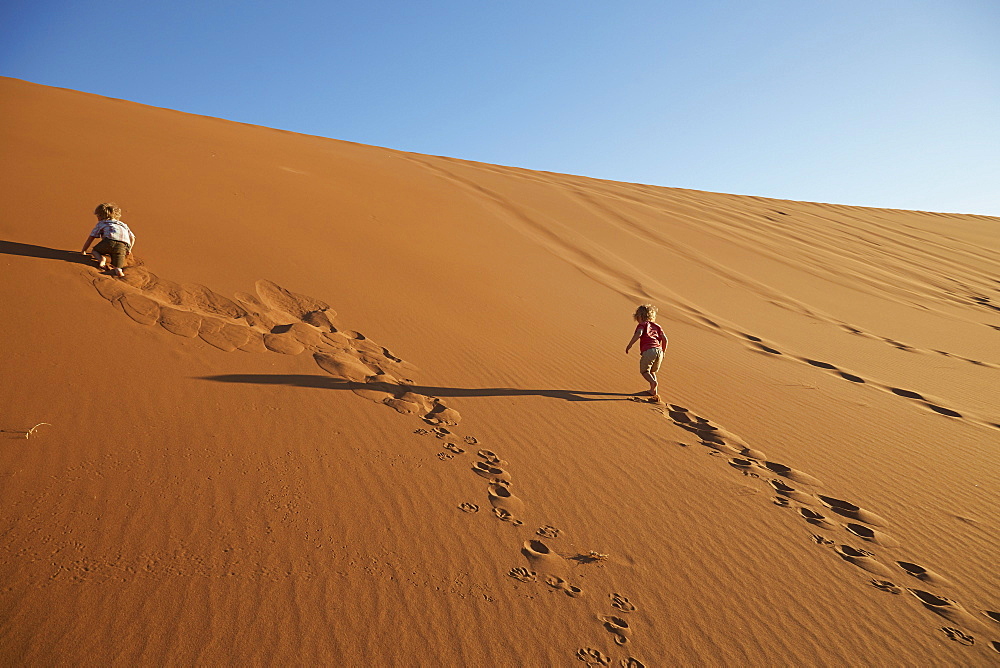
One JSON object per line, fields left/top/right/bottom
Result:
{"left": 81, "top": 202, "right": 136, "bottom": 278}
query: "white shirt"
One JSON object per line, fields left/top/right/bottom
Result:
{"left": 90, "top": 219, "right": 136, "bottom": 249}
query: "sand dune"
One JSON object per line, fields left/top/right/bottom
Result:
{"left": 1, "top": 76, "right": 998, "bottom": 666}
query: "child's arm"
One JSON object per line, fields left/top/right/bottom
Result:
{"left": 81, "top": 235, "right": 99, "bottom": 253}
{"left": 625, "top": 327, "right": 642, "bottom": 354}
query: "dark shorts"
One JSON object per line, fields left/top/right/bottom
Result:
{"left": 93, "top": 238, "right": 130, "bottom": 268}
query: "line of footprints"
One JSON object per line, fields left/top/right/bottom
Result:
{"left": 89, "top": 264, "right": 640, "bottom": 663}
{"left": 655, "top": 400, "right": 1000, "bottom": 657}
{"left": 88, "top": 264, "right": 996, "bottom": 660}
{"left": 414, "top": 427, "right": 645, "bottom": 667}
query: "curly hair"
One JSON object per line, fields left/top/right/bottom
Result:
{"left": 94, "top": 202, "right": 122, "bottom": 220}
{"left": 633, "top": 304, "right": 657, "bottom": 322}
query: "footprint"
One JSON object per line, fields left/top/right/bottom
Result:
{"left": 272, "top": 322, "right": 325, "bottom": 348}
{"left": 890, "top": 387, "right": 925, "bottom": 400}
{"left": 463, "top": 435, "right": 479, "bottom": 445}
{"left": 620, "top": 659, "right": 646, "bottom": 668}
{"left": 423, "top": 402, "right": 461, "bottom": 426}
{"left": 436, "top": 452, "right": 454, "bottom": 461}
{"left": 537, "top": 525, "right": 562, "bottom": 539}
{"left": 698, "top": 438, "right": 742, "bottom": 456}
{"left": 493, "top": 508, "right": 523, "bottom": 525}
{"left": 600, "top": 616, "right": 632, "bottom": 645}
{"left": 799, "top": 508, "right": 837, "bottom": 530}
{"left": 576, "top": 648, "right": 611, "bottom": 666}
{"left": 255, "top": 279, "right": 331, "bottom": 320}
{"left": 522, "top": 539, "right": 568, "bottom": 577}
{"left": 769, "top": 479, "right": 815, "bottom": 505}
{"left": 432, "top": 427, "right": 452, "bottom": 439}
{"left": 984, "top": 611, "right": 1000, "bottom": 624}
{"left": 200, "top": 319, "right": 251, "bottom": 352}
{"left": 728, "top": 457, "right": 759, "bottom": 470}
{"left": 812, "top": 534, "right": 835, "bottom": 546}
{"left": 380, "top": 347, "right": 404, "bottom": 363}
{"left": 261, "top": 331, "right": 305, "bottom": 355}
{"left": 413, "top": 428, "right": 430, "bottom": 436}
{"left": 817, "top": 495, "right": 887, "bottom": 527}
{"left": 176, "top": 283, "right": 248, "bottom": 320}
{"left": 488, "top": 483, "right": 525, "bottom": 519}
{"left": 477, "top": 449, "right": 506, "bottom": 465}
{"left": 508, "top": 567, "right": 536, "bottom": 582}
{"left": 908, "top": 589, "right": 982, "bottom": 628}
{"left": 611, "top": 593, "right": 636, "bottom": 613}
{"left": 158, "top": 306, "right": 202, "bottom": 337}
{"left": 92, "top": 277, "right": 127, "bottom": 302}
{"left": 119, "top": 292, "right": 161, "bottom": 326}
{"left": 314, "top": 351, "right": 374, "bottom": 381}
{"left": 384, "top": 395, "right": 426, "bottom": 415}
{"left": 991, "top": 641, "right": 1000, "bottom": 654}
{"left": 834, "top": 545, "right": 894, "bottom": 577}
{"left": 762, "top": 461, "right": 821, "bottom": 486}
{"left": 941, "top": 627, "right": 975, "bottom": 646}
{"left": 845, "top": 524, "right": 900, "bottom": 548}
{"left": 472, "top": 462, "right": 512, "bottom": 484}
{"left": 601, "top": 616, "right": 632, "bottom": 645}
{"left": 301, "top": 309, "right": 337, "bottom": 331}
{"left": 922, "top": 402, "right": 962, "bottom": 418}
{"left": 870, "top": 579, "right": 903, "bottom": 594}
{"left": 543, "top": 574, "right": 569, "bottom": 591}
{"left": 238, "top": 330, "right": 268, "bottom": 353}
{"left": 897, "top": 561, "right": 952, "bottom": 587}
{"left": 458, "top": 503, "right": 479, "bottom": 513}
{"left": 443, "top": 442, "right": 465, "bottom": 454}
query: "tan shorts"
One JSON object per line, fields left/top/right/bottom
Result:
{"left": 640, "top": 348, "right": 663, "bottom": 374}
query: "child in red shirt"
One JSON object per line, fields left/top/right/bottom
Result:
{"left": 625, "top": 304, "right": 668, "bottom": 400}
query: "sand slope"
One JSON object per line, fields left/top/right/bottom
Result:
{"left": 1, "top": 76, "right": 999, "bottom": 666}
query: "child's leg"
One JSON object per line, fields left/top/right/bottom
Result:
{"left": 90, "top": 250, "right": 107, "bottom": 267}
{"left": 641, "top": 369, "right": 657, "bottom": 394}
{"left": 639, "top": 349, "right": 659, "bottom": 395}
{"left": 109, "top": 242, "right": 127, "bottom": 276}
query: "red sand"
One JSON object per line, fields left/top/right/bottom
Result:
{"left": 2, "top": 76, "right": 998, "bottom": 666}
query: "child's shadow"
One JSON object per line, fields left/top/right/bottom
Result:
{"left": 0, "top": 240, "right": 89, "bottom": 265}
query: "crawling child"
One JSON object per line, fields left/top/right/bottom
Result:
{"left": 625, "top": 304, "right": 669, "bottom": 401}
{"left": 81, "top": 202, "right": 135, "bottom": 278}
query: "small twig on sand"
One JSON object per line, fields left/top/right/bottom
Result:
{"left": 27, "top": 423, "right": 50, "bottom": 438}
{"left": 8, "top": 423, "right": 52, "bottom": 439}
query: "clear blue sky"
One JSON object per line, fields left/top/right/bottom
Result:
{"left": 2, "top": 1, "right": 998, "bottom": 215}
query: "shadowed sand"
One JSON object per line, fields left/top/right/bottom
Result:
{"left": 2, "top": 76, "right": 999, "bottom": 667}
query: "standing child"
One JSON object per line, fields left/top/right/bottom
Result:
{"left": 81, "top": 203, "right": 135, "bottom": 278}
{"left": 625, "top": 304, "right": 668, "bottom": 401}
